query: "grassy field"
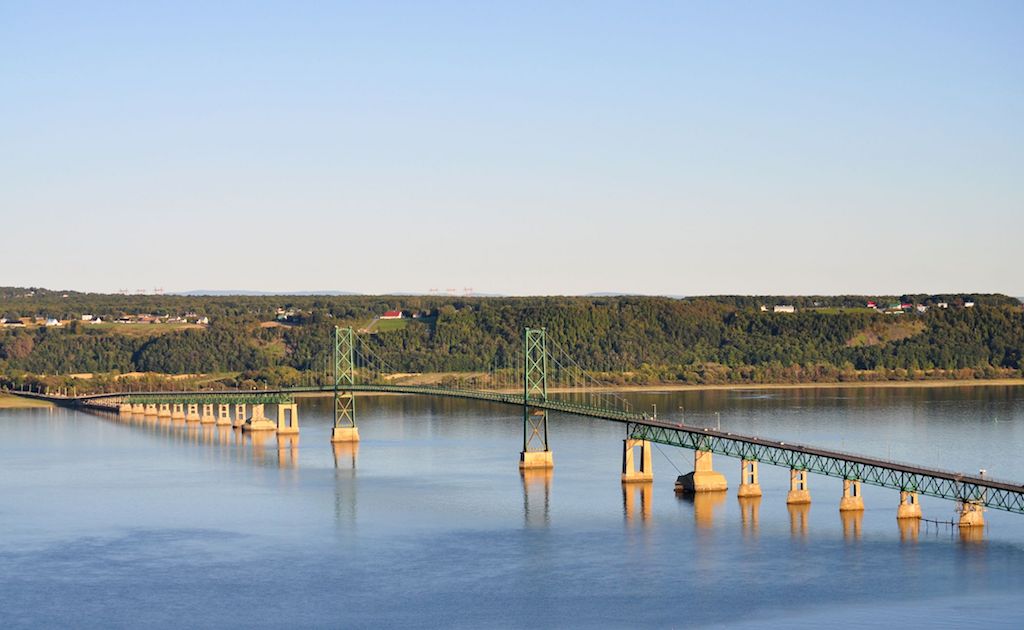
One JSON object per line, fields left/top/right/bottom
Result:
{"left": 847, "top": 319, "right": 926, "bottom": 347}
{"left": 374, "top": 318, "right": 409, "bottom": 332}
{"left": 0, "top": 393, "right": 53, "bottom": 409}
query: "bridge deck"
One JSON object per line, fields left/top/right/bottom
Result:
{"left": 57, "top": 385, "right": 1024, "bottom": 515}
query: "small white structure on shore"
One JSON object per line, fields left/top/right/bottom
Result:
{"left": 773, "top": 305, "right": 795, "bottom": 314}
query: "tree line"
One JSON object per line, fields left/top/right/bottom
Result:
{"left": 1, "top": 293, "right": 1023, "bottom": 392}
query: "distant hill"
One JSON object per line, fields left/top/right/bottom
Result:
{"left": 178, "top": 290, "right": 360, "bottom": 296}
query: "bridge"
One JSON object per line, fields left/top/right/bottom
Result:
{"left": 23, "top": 326, "right": 1024, "bottom": 530}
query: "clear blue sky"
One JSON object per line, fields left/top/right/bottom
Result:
{"left": 2, "top": 1, "right": 1021, "bottom": 296}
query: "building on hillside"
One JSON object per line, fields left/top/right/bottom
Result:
{"left": 81, "top": 314, "right": 93, "bottom": 321}
{"left": 964, "top": 302, "right": 975, "bottom": 308}
{"left": 936, "top": 302, "right": 949, "bottom": 309}
{"left": 866, "top": 301, "right": 877, "bottom": 309}
{"left": 45, "top": 318, "right": 61, "bottom": 327}
{"left": 381, "top": 310, "right": 403, "bottom": 319}
{"left": 916, "top": 305, "right": 928, "bottom": 313}
{"left": 197, "top": 316, "right": 209, "bottom": 325}
{"left": 773, "top": 305, "right": 795, "bottom": 314}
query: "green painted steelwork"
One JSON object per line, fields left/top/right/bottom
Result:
{"left": 75, "top": 384, "right": 1024, "bottom": 514}
{"left": 523, "top": 327, "right": 550, "bottom": 453}
{"left": 626, "top": 421, "right": 1024, "bottom": 515}
{"left": 114, "top": 392, "right": 294, "bottom": 405}
{"left": 334, "top": 326, "right": 356, "bottom": 431}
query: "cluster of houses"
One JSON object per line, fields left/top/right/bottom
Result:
{"left": 760, "top": 300, "right": 976, "bottom": 315}
{"left": 0, "top": 313, "right": 210, "bottom": 328}
{"left": 865, "top": 300, "right": 973, "bottom": 314}
{"left": 379, "top": 309, "right": 429, "bottom": 320}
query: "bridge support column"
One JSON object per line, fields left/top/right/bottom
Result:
{"left": 621, "top": 439, "right": 653, "bottom": 483}
{"left": 158, "top": 403, "right": 171, "bottom": 418}
{"left": 171, "top": 403, "right": 185, "bottom": 420}
{"left": 277, "top": 403, "right": 299, "bottom": 435}
{"left": 897, "top": 491, "right": 922, "bottom": 519}
{"left": 186, "top": 403, "right": 200, "bottom": 422}
{"left": 233, "top": 404, "right": 247, "bottom": 428}
{"left": 675, "top": 450, "right": 727, "bottom": 493}
{"left": 519, "top": 409, "right": 553, "bottom": 469}
{"left": 216, "top": 404, "right": 232, "bottom": 426}
{"left": 839, "top": 479, "right": 865, "bottom": 512}
{"left": 118, "top": 403, "right": 132, "bottom": 415}
{"left": 957, "top": 501, "right": 985, "bottom": 528}
{"left": 145, "top": 403, "right": 158, "bottom": 416}
{"left": 132, "top": 403, "right": 145, "bottom": 414}
{"left": 786, "top": 469, "right": 811, "bottom": 504}
{"left": 201, "top": 404, "right": 215, "bottom": 424}
{"left": 243, "top": 403, "right": 277, "bottom": 432}
{"left": 737, "top": 459, "right": 762, "bottom": 498}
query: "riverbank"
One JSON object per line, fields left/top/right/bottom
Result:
{"left": 0, "top": 393, "right": 54, "bottom": 409}
{"left": 568, "top": 378, "right": 1024, "bottom": 394}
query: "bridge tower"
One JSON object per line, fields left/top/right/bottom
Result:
{"left": 520, "top": 327, "right": 553, "bottom": 469}
{"left": 331, "top": 326, "right": 360, "bottom": 443}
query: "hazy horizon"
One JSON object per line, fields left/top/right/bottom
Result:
{"left": 2, "top": 2, "right": 1021, "bottom": 296}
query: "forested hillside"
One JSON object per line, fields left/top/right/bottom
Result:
{"left": 1, "top": 291, "right": 1022, "bottom": 392}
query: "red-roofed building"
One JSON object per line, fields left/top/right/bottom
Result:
{"left": 381, "top": 310, "right": 403, "bottom": 320}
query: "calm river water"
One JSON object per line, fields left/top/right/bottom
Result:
{"left": 2, "top": 386, "right": 1024, "bottom": 628}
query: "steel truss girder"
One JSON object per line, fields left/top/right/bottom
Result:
{"left": 626, "top": 422, "right": 1024, "bottom": 515}
{"left": 118, "top": 393, "right": 294, "bottom": 405}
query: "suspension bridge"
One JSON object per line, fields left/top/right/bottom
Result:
{"left": 19, "top": 326, "right": 1024, "bottom": 530}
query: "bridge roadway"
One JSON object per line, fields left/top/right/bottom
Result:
{"left": 69, "top": 385, "right": 1024, "bottom": 516}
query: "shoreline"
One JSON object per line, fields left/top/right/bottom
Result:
{"left": 292, "top": 378, "right": 1024, "bottom": 398}
{"left": 0, "top": 393, "right": 55, "bottom": 409}
{"left": 565, "top": 378, "right": 1024, "bottom": 394}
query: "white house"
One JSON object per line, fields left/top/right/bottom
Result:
{"left": 773, "top": 305, "right": 795, "bottom": 314}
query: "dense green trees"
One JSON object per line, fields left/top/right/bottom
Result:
{"left": 1, "top": 292, "right": 1022, "bottom": 389}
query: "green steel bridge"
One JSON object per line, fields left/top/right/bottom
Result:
{"left": 39, "top": 327, "right": 1024, "bottom": 519}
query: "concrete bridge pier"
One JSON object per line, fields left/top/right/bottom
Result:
{"left": 786, "top": 469, "right": 811, "bottom": 504}
{"left": 233, "top": 404, "right": 247, "bottom": 429}
{"left": 674, "top": 450, "right": 728, "bottom": 493}
{"left": 216, "top": 404, "right": 232, "bottom": 426}
{"left": 897, "top": 491, "right": 922, "bottom": 520}
{"left": 171, "top": 403, "right": 185, "bottom": 420}
{"left": 737, "top": 459, "right": 762, "bottom": 498}
{"left": 839, "top": 479, "right": 865, "bottom": 512}
{"left": 276, "top": 403, "right": 299, "bottom": 435}
{"left": 144, "top": 403, "right": 158, "bottom": 416}
{"left": 519, "top": 409, "right": 553, "bottom": 469}
{"left": 156, "top": 403, "right": 171, "bottom": 418}
{"left": 242, "top": 403, "right": 277, "bottom": 432}
{"left": 957, "top": 501, "right": 985, "bottom": 528}
{"left": 118, "top": 403, "right": 133, "bottom": 415}
{"left": 201, "top": 404, "right": 216, "bottom": 424}
{"left": 621, "top": 439, "right": 653, "bottom": 483}
{"left": 186, "top": 404, "right": 200, "bottom": 422}
{"left": 132, "top": 403, "right": 145, "bottom": 414}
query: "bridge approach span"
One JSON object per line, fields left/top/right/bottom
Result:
{"left": 77, "top": 385, "right": 1024, "bottom": 515}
